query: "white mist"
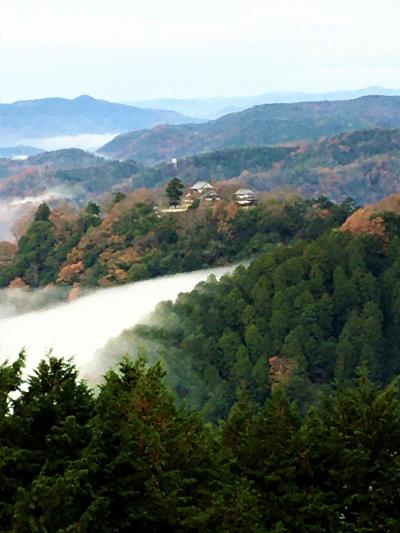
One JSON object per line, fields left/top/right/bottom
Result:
{"left": 0, "top": 266, "right": 235, "bottom": 380}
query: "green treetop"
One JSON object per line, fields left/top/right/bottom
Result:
{"left": 166, "top": 177, "right": 184, "bottom": 207}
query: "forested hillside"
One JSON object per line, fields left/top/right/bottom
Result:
{"left": 245, "top": 128, "right": 400, "bottom": 203}
{"left": 27, "top": 148, "right": 105, "bottom": 169}
{"left": 1, "top": 128, "right": 399, "bottom": 204}
{"left": 118, "top": 145, "right": 293, "bottom": 190}
{"left": 125, "top": 128, "right": 400, "bottom": 204}
{"left": 0, "top": 146, "right": 291, "bottom": 199}
{"left": 0, "top": 150, "right": 141, "bottom": 199}
{"left": 97, "top": 210, "right": 400, "bottom": 422}
{"left": 0, "top": 194, "right": 355, "bottom": 288}
{"left": 99, "top": 95, "right": 400, "bottom": 164}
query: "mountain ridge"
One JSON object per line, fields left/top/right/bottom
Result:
{"left": 98, "top": 95, "right": 400, "bottom": 165}
{"left": 0, "top": 95, "right": 198, "bottom": 142}
{"left": 126, "top": 86, "right": 400, "bottom": 119}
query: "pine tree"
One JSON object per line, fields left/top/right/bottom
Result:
{"left": 234, "top": 389, "right": 303, "bottom": 530}
{"left": 303, "top": 372, "right": 400, "bottom": 530}
{"left": 0, "top": 355, "right": 94, "bottom": 532}
{"left": 166, "top": 178, "right": 184, "bottom": 207}
{"left": 79, "top": 356, "right": 223, "bottom": 530}
{"left": 34, "top": 202, "right": 50, "bottom": 222}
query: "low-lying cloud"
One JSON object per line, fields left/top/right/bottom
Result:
{"left": 0, "top": 191, "right": 69, "bottom": 241}
{"left": 0, "top": 266, "right": 236, "bottom": 381}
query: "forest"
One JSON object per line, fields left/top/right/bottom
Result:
{"left": 0, "top": 195, "right": 356, "bottom": 288}
{"left": 3, "top": 193, "right": 400, "bottom": 531}
{"left": 92, "top": 214, "right": 400, "bottom": 422}
{"left": 1, "top": 128, "right": 399, "bottom": 205}
{"left": 1, "top": 351, "right": 400, "bottom": 531}
{"left": 98, "top": 96, "right": 400, "bottom": 164}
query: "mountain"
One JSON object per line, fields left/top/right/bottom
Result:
{"left": 0, "top": 146, "right": 44, "bottom": 158}
{"left": 3, "top": 128, "right": 399, "bottom": 204}
{"left": 4, "top": 196, "right": 400, "bottom": 531}
{"left": 0, "top": 149, "right": 140, "bottom": 199}
{"left": 117, "top": 145, "right": 294, "bottom": 191}
{"left": 127, "top": 86, "right": 400, "bottom": 119}
{"left": 0, "top": 148, "right": 105, "bottom": 185}
{"left": 26, "top": 148, "right": 105, "bottom": 170}
{"left": 98, "top": 96, "right": 400, "bottom": 165}
{"left": 117, "top": 127, "right": 400, "bottom": 206}
{"left": 0, "top": 95, "right": 197, "bottom": 142}
{"left": 243, "top": 128, "right": 400, "bottom": 204}
{"left": 0, "top": 145, "right": 293, "bottom": 201}
{"left": 0, "top": 193, "right": 354, "bottom": 288}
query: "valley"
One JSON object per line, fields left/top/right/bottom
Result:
{"left": 1, "top": 89, "right": 400, "bottom": 532}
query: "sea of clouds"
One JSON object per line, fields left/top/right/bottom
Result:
{"left": 0, "top": 265, "right": 236, "bottom": 382}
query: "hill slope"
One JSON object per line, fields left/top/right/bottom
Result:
{"left": 2, "top": 129, "right": 399, "bottom": 204}
{"left": 100, "top": 199, "right": 400, "bottom": 421}
{"left": 27, "top": 148, "right": 105, "bottom": 170}
{"left": 0, "top": 95, "right": 196, "bottom": 141}
{"left": 98, "top": 95, "right": 400, "bottom": 164}
{"left": 0, "top": 149, "right": 140, "bottom": 199}
{"left": 244, "top": 128, "right": 400, "bottom": 204}
{"left": 0, "top": 194, "right": 354, "bottom": 288}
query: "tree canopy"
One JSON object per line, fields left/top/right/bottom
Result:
{"left": 1, "top": 353, "right": 400, "bottom": 531}
{"left": 165, "top": 177, "right": 184, "bottom": 207}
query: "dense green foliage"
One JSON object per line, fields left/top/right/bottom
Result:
{"left": 0, "top": 196, "right": 357, "bottom": 287}
{"left": 1, "top": 353, "right": 400, "bottom": 531}
{"left": 56, "top": 160, "right": 141, "bottom": 194}
{"left": 99, "top": 95, "right": 400, "bottom": 164}
{"left": 3, "top": 192, "right": 400, "bottom": 530}
{"left": 121, "top": 145, "right": 293, "bottom": 189}
{"left": 128, "top": 223, "right": 400, "bottom": 420}
{"left": 0, "top": 202, "right": 102, "bottom": 287}
{"left": 165, "top": 177, "right": 184, "bottom": 206}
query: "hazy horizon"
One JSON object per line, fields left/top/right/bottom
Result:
{"left": 1, "top": 85, "right": 399, "bottom": 106}
{"left": 1, "top": 0, "right": 399, "bottom": 103}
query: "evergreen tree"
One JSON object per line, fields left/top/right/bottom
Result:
{"left": 0, "top": 355, "right": 94, "bottom": 532}
{"left": 303, "top": 371, "right": 400, "bottom": 530}
{"left": 112, "top": 191, "right": 127, "bottom": 204}
{"left": 236, "top": 389, "right": 303, "bottom": 530}
{"left": 79, "top": 356, "right": 224, "bottom": 530}
{"left": 166, "top": 178, "right": 184, "bottom": 207}
{"left": 34, "top": 202, "right": 50, "bottom": 222}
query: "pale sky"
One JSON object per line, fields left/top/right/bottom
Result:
{"left": 0, "top": 0, "right": 399, "bottom": 103}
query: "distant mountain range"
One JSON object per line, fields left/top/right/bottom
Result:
{"left": 0, "top": 146, "right": 44, "bottom": 158}
{"left": 98, "top": 95, "right": 400, "bottom": 165}
{"left": 2, "top": 127, "right": 400, "bottom": 206}
{"left": 126, "top": 86, "right": 400, "bottom": 119}
{"left": 0, "top": 95, "right": 196, "bottom": 143}
{"left": 122, "top": 128, "right": 400, "bottom": 204}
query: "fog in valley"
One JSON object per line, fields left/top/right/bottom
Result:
{"left": 1, "top": 133, "right": 118, "bottom": 153}
{"left": 0, "top": 192, "right": 67, "bottom": 241}
{"left": 0, "top": 266, "right": 236, "bottom": 382}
